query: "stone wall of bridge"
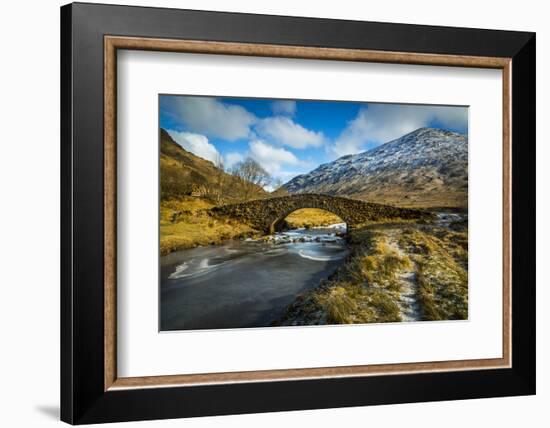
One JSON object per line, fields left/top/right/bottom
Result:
{"left": 209, "top": 194, "right": 433, "bottom": 234}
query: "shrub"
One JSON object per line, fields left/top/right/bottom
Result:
{"left": 319, "top": 286, "right": 357, "bottom": 324}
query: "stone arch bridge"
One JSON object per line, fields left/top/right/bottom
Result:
{"left": 209, "top": 194, "right": 432, "bottom": 234}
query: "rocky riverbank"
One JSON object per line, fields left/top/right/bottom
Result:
{"left": 276, "top": 215, "right": 468, "bottom": 326}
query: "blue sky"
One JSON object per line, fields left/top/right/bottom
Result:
{"left": 160, "top": 95, "right": 468, "bottom": 184}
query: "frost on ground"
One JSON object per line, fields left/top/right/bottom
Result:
{"left": 277, "top": 216, "right": 468, "bottom": 326}
{"left": 386, "top": 233, "right": 422, "bottom": 322}
{"left": 284, "top": 128, "right": 468, "bottom": 208}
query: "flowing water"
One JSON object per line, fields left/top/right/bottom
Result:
{"left": 160, "top": 224, "right": 348, "bottom": 331}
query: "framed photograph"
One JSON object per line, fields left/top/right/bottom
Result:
{"left": 61, "top": 2, "right": 535, "bottom": 424}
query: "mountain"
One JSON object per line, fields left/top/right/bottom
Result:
{"left": 284, "top": 128, "right": 468, "bottom": 209}
{"left": 160, "top": 129, "right": 266, "bottom": 202}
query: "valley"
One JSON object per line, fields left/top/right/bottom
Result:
{"left": 159, "top": 125, "right": 469, "bottom": 328}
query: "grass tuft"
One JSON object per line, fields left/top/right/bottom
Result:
{"left": 280, "top": 223, "right": 468, "bottom": 326}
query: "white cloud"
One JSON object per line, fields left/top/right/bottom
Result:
{"left": 331, "top": 104, "right": 468, "bottom": 157}
{"left": 255, "top": 116, "right": 326, "bottom": 149}
{"left": 165, "top": 96, "right": 256, "bottom": 141}
{"left": 224, "top": 152, "right": 244, "bottom": 169}
{"left": 248, "top": 140, "right": 301, "bottom": 176}
{"left": 167, "top": 130, "right": 221, "bottom": 164}
{"left": 271, "top": 100, "right": 297, "bottom": 116}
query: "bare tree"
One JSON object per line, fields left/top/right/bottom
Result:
{"left": 230, "top": 157, "right": 271, "bottom": 201}
{"left": 212, "top": 153, "right": 226, "bottom": 203}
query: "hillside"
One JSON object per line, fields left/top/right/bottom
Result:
{"left": 160, "top": 128, "right": 268, "bottom": 254}
{"left": 160, "top": 128, "right": 266, "bottom": 202}
{"left": 284, "top": 128, "right": 468, "bottom": 209}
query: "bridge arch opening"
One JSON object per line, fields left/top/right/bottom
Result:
{"left": 269, "top": 208, "right": 347, "bottom": 235}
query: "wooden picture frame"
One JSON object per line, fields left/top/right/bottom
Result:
{"left": 61, "top": 2, "right": 535, "bottom": 424}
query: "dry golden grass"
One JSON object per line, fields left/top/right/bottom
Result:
{"left": 280, "top": 221, "right": 469, "bottom": 326}
{"left": 284, "top": 208, "right": 343, "bottom": 229}
{"left": 281, "top": 230, "right": 412, "bottom": 325}
{"left": 160, "top": 197, "right": 215, "bottom": 224}
{"left": 161, "top": 196, "right": 469, "bottom": 324}
{"left": 317, "top": 286, "right": 358, "bottom": 324}
{"left": 398, "top": 228, "right": 468, "bottom": 320}
{"left": 161, "top": 201, "right": 346, "bottom": 256}
{"left": 355, "top": 190, "right": 468, "bottom": 210}
{"left": 160, "top": 197, "right": 257, "bottom": 255}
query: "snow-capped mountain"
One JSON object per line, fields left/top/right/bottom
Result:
{"left": 284, "top": 128, "right": 468, "bottom": 208}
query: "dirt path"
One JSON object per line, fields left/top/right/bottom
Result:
{"left": 386, "top": 232, "right": 422, "bottom": 322}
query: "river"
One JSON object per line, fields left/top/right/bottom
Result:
{"left": 160, "top": 224, "right": 349, "bottom": 331}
